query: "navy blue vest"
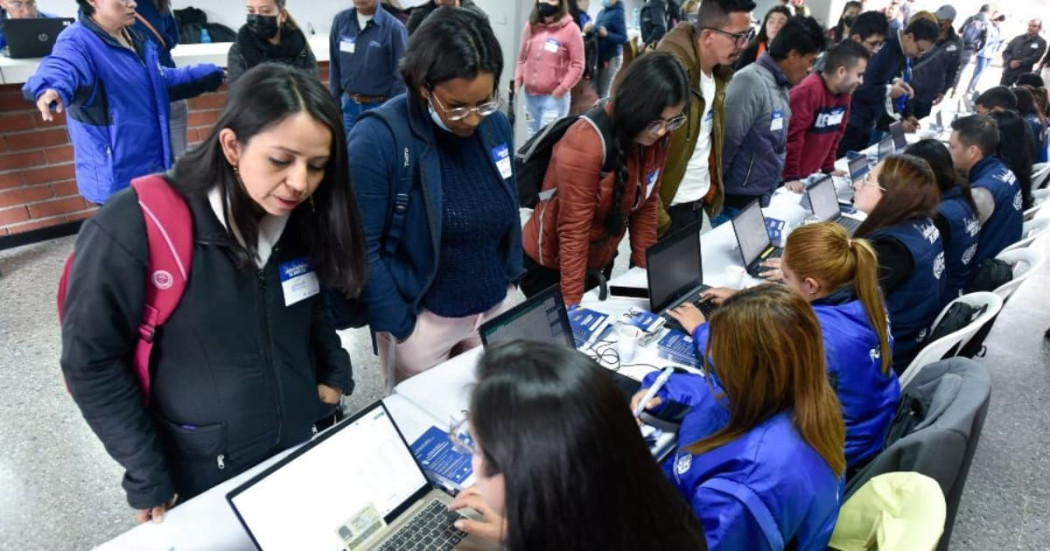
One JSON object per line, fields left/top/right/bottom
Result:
{"left": 937, "top": 188, "right": 981, "bottom": 305}
{"left": 970, "top": 156, "right": 1023, "bottom": 263}
{"left": 872, "top": 219, "right": 946, "bottom": 374}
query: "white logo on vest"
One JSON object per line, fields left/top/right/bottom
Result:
{"left": 933, "top": 252, "right": 946, "bottom": 280}
{"left": 675, "top": 453, "right": 693, "bottom": 478}
{"left": 152, "top": 270, "right": 174, "bottom": 290}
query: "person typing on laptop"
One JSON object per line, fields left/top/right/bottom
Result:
{"left": 0, "top": 0, "right": 57, "bottom": 52}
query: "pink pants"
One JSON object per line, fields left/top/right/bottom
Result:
{"left": 377, "top": 288, "right": 518, "bottom": 390}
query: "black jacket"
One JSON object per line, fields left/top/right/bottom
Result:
{"left": 406, "top": 0, "right": 487, "bottom": 34}
{"left": 60, "top": 186, "right": 353, "bottom": 509}
{"left": 911, "top": 28, "right": 964, "bottom": 103}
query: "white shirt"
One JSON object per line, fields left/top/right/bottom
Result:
{"left": 672, "top": 69, "right": 717, "bottom": 205}
{"left": 357, "top": 12, "right": 374, "bottom": 30}
{"left": 208, "top": 187, "right": 290, "bottom": 269}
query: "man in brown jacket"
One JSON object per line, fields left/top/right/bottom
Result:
{"left": 656, "top": 0, "right": 755, "bottom": 237}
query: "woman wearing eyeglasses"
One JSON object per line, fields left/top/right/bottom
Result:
{"left": 521, "top": 52, "right": 689, "bottom": 305}
{"left": 347, "top": 8, "right": 521, "bottom": 386}
{"left": 852, "top": 154, "right": 945, "bottom": 374}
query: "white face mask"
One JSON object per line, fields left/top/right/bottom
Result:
{"left": 427, "top": 97, "right": 453, "bottom": 132}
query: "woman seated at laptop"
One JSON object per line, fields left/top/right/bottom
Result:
{"left": 60, "top": 64, "right": 366, "bottom": 523}
{"left": 634, "top": 285, "right": 845, "bottom": 550}
{"left": 905, "top": 139, "right": 981, "bottom": 308}
{"left": 448, "top": 340, "right": 709, "bottom": 550}
{"left": 666, "top": 221, "right": 898, "bottom": 472}
{"left": 520, "top": 51, "right": 689, "bottom": 305}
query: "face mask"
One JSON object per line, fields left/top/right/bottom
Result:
{"left": 601, "top": 0, "right": 613, "bottom": 8}
{"left": 427, "top": 98, "right": 453, "bottom": 132}
{"left": 537, "top": 3, "right": 559, "bottom": 18}
{"left": 842, "top": 15, "right": 856, "bottom": 27}
{"left": 246, "top": 14, "right": 280, "bottom": 40}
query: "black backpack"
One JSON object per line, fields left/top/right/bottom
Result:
{"left": 960, "top": 17, "right": 987, "bottom": 51}
{"left": 514, "top": 103, "right": 618, "bottom": 208}
{"left": 967, "top": 257, "right": 1013, "bottom": 293}
{"left": 927, "top": 301, "right": 987, "bottom": 344}
{"left": 582, "top": 34, "right": 600, "bottom": 80}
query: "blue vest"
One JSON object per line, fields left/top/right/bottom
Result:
{"left": 937, "top": 188, "right": 981, "bottom": 305}
{"left": 970, "top": 156, "right": 1023, "bottom": 263}
{"left": 813, "top": 289, "right": 900, "bottom": 469}
{"left": 872, "top": 219, "right": 946, "bottom": 374}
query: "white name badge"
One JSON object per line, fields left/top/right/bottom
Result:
{"left": 1033, "top": 43, "right": 1041, "bottom": 49}
{"left": 279, "top": 258, "right": 320, "bottom": 307}
{"left": 544, "top": 38, "right": 561, "bottom": 53}
{"left": 645, "top": 169, "right": 660, "bottom": 199}
{"left": 340, "top": 38, "right": 356, "bottom": 54}
{"left": 493, "top": 144, "right": 512, "bottom": 179}
{"left": 771, "top": 110, "right": 785, "bottom": 132}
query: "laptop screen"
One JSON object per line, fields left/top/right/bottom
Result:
{"left": 878, "top": 137, "right": 894, "bottom": 161}
{"left": 808, "top": 176, "right": 840, "bottom": 221}
{"left": 647, "top": 222, "right": 703, "bottom": 313}
{"left": 228, "top": 405, "right": 429, "bottom": 550}
{"left": 479, "top": 286, "right": 574, "bottom": 348}
{"left": 848, "top": 155, "right": 870, "bottom": 182}
{"left": 889, "top": 122, "right": 907, "bottom": 150}
{"left": 732, "top": 201, "right": 770, "bottom": 266}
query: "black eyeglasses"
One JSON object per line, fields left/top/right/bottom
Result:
{"left": 702, "top": 26, "right": 756, "bottom": 47}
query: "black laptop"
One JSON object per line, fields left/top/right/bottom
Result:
{"left": 646, "top": 221, "right": 717, "bottom": 329}
{"left": 4, "top": 18, "right": 73, "bottom": 59}
{"left": 731, "top": 200, "right": 782, "bottom": 278}
{"left": 807, "top": 175, "right": 863, "bottom": 235}
{"left": 889, "top": 121, "right": 908, "bottom": 151}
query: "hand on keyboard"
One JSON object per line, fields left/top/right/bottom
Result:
{"left": 448, "top": 486, "right": 505, "bottom": 544}
{"left": 757, "top": 258, "right": 784, "bottom": 282}
{"left": 666, "top": 302, "right": 708, "bottom": 335}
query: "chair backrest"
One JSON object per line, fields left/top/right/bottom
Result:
{"left": 845, "top": 358, "right": 991, "bottom": 551}
{"left": 1002, "top": 217, "right": 1050, "bottom": 253}
{"left": 992, "top": 248, "right": 1046, "bottom": 301}
{"left": 898, "top": 292, "right": 1003, "bottom": 388}
{"left": 1032, "top": 162, "right": 1050, "bottom": 190}
{"left": 1023, "top": 189, "right": 1050, "bottom": 221}
{"left": 830, "top": 472, "right": 946, "bottom": 551}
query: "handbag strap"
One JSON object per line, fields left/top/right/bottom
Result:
{"left": 135, "top": 13, "right": 168, "bottom": 49}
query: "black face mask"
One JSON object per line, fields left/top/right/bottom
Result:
{"left": 247, "top": 14, "right": 280, "bottom": 39}
{"left": 537, "top": 3, "right": 559, "bottom": 18}
{"left": 842, "top": 15, "right": 856, "bottom": 27}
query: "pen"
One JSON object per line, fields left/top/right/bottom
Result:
{"left": 634, "top": 367, "right": 675, "bottom": 418}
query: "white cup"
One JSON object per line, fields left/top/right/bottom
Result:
{"left": 617, "top": 325, "right": 643, "bottom": 363}
{"left": 725, "top": 265, "right": 747, "bottom": 289}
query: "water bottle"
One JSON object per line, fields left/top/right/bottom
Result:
{"left": 632, "top": 8, "right": 640, "bottom": 29}
{"left": 201, "top": 28, "right": 212, "bottom": 44}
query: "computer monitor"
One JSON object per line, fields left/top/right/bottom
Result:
{"left": 478, "top": 286, "right": 574, "bottom": 348}
{"left": 646, "top": 221, "right": 703, "bottom": 315}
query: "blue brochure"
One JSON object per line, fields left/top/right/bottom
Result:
{"left": 410, "top": 426, "right": 474, "bottom": 493}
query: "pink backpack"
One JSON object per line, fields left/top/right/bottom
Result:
{"left": 58, "top": 175, "right": 194, "bottom": 406}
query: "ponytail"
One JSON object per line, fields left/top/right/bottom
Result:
{"left": 848, "top": 238, "right": 893, "bottom": 375}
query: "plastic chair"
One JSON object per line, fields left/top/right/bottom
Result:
{"left": 898, "top": 292, "right": 1004, "bottom": 388}
{"left": 1023, "top": 189, "right": 1050, "bottom": 221}
{"left": 1033, "top": 163, "right": 1050, "bottom": 190}
{"left": 1002, "top": 217, "right": 1050, "bottom": 253}
{"left": 829, "top": 472, "right": 946, "bottom": 551}
{"left": 992, "top": 248, "right": 1046, "bottom": 301}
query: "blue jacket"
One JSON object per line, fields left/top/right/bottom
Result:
{"left": 329, "top": 6, "right": 407, "bottom": 99}
{"left": 936, "top": 188, "right": 981, "bottom": 305}
{"left": 870, "top": 218, "right": 946, "bottom": 374}
{"left": 22, "top": 17, "right": 223, "bottom": 204}
{"left": 131, "top": 2, "right": 180, "bottom": 68}
{"left": 643, "top": 372, "right": 840, "bottom": 551}
{"left": 593, "top": 2, "right": 626, "bottom": 63}
{"left": 849, "top": 31, "right": 906, "bottom": 133}
{"left": 347, "top": 94, "right": 523, "bottom": 338}
{"left": 722, "top": 53, "right": 791, "bottom": 203}
{"left": 969, "top": 155, "right": 1023, "bottom": 264}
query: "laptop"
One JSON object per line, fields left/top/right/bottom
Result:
{"left": 889, "top": 121, "right": 908, "bottom": 151}
{"left": 646, "top": 221, "right": 717, "bottom": 329}
{"left": 877, "top": 136, "right": 894, "bottom": 161}
{"left": 4, "top": 18, "right": 73, "bottom": 59}
{"left": 962, "top": 93, "right": 975, "bottom": 114}
{"left": 227, "top": 402, "right": 495, "bottom": 551}
{"left": 848, "top": 154, "right": 870, "bottom": 184}
{"left": 807, "top": 175, "right": 863, "bottom": 235}
{"left": 731, "top": 199, "right": 782, "bottom": 277}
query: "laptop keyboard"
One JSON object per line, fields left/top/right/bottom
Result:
{"left": 376, "top": 500, "right": 467, "bottom": 551}
{"left": 662, "top": 298, "right": 717, "bottom": 333}
{"left": 837, "top": 216, "right": 862, "bottom": 234}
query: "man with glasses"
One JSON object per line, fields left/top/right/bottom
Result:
{"left": 655, "top": 0, "right": 755, "bottom": 238}
{"left": 1000, "top": 19, "right": 1046, "bottom": 86}
{"left": 837, "top": 16, "right": 940, "bottom": 157}
{"left": 717, "top": 16, "right": 826, "bottom": 224}
{"left": 0, "top": 0, "right": 57, "bottom": 53}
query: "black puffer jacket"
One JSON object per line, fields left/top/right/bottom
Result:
{"left": 60, "top": 185, "right": 352, "bottom": 509}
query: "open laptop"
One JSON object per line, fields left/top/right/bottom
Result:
{"left": 731, "top": 199, "right": 782, "bottom": 277}
{"left": 889, "top": 121, "right": 908, "bottom": 151}
{"left": 227, "top": 402, "right": 494, "bottom": 551}
{"left": 646, "top": 221, "right": 716, "bottom": 328}
{"left": 4, "top": 18, "right": 73, "bottom": 59}
{"left": 848, "top": 154, "right": 870, "bottom": 184}
{"left": 807, "top": 175, "right": 863, "bottom": 235}
{"left": 877, "top": 136, "right": 895, "bottom": 161}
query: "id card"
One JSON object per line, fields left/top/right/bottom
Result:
{"left": 337, "top": 503, "right": 387, "bottom": 550}
{"left": 771, "top": 110, "right": 784, "bottom": 132}
{"left": 493, "top": 144, "right": 512, "bottom": 179}
{"left": 544, "top": 38, "right": 561, "bottom": 53}
{"left": 340, "top": 38, "right": 356, "bottom": 54}
{"left": 279, "top": 258, "right": 320, "bottom": 307}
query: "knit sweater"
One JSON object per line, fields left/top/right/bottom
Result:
{"left": 785, "top": 72, "right": 852, "bottom": 180}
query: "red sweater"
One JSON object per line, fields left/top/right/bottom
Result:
{"left": 784, "top": 72, "right": 852, "bottom": 180}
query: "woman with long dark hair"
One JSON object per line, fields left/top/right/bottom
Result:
{"left": 636, "top": 285, "right": 845, "bottom": 550}
{"left": 906, "top": 139, "right": 981, "bottom": 306}
{"left": 853, "top": 154, "right": 945, "bottom": 373}
{"left": 348, "top": 8, "right": 522, "bottom": 386}
{"left": 227, "top": 0, "right": 318, "bottom": 85}
{"left": 448, "top": 340, "right": 709, "bottom": 550}
{"left": 988, "top": 109, "right": 1035, "bottom": 210}
{"left": 521, "top": 51, "right": 689, "bottom": 304}
{"left": 827, "top": 1, "right": 862, "bottom": 44}
{"left": 733, "top": 5, "right": 790, "bottom": 69}
{"left": 1013, "top": 85, "right": 1048, "bottom": 163}
{"left": 60, "top": 63, "right": 367, "bottom": 523}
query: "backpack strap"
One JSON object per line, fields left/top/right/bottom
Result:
{"left": 581, "top": 101, "right": 619, "bottom": 175}
{"left": 130, "top": 175, "right": 193, "bottom": 406}
{"left": 368, "top": 107, "right": 418, "bottom": 257}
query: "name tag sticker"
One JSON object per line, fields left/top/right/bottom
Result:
{"left": 340, "top": 38, "right": 356, "bottom": 54}
{"left": 493, "top": 144, "right": 512, "bottom": 179}
{"left": 544, "top": 38, "right": 561, "bottom": 53}
{"left": 771, "top": 110, "right": 785, "bottom": 132}
{"left": 1033, "top": 43, "right": 1040, "bottom": 49}
{"left": 645, "top": 170, "right": 660, "bottom": 199}
{"left": 279, "top": 258, "right": 320, "bottom": 307}
{"left": 705, "top": 109, "right": 714, "bottom": 122}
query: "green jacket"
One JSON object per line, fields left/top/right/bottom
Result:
{"left": 655, "top": 23, "right": 733, "bottom": 234}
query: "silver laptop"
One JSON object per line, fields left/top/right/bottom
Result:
{"left": 807, "top": 175, "right": 862, "bottom": 235}
{"left": 877, "top": 136, "right": 894, "bottom": 161}
{"left": 227, "top": 402, "right": 496, "bottom": 551}
{"left": 889, "top": 121, "right": 907, "bottom": 151}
